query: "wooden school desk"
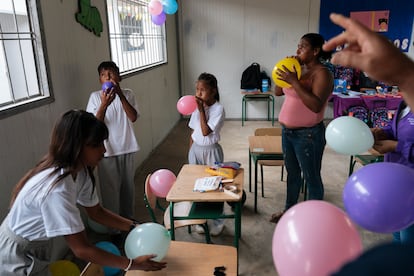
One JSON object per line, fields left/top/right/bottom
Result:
{"left": 125, "top": 241, "right": 237, "bottom": 275}
{"left": 248, "top": 135, "right": 283, "bottom": 213}
{"left": 166, "top": 164, "right": 244, "bottom": 248}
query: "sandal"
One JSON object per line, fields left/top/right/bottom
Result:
{"left": 269, "top": 211, "right": 285, "bottom": 224}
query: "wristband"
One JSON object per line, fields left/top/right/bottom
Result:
{"left": 124, "top": 258, "right": 133, "bottom": 271}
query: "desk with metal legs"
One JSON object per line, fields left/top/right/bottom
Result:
{"left": 166, "top": 164, "right": 244, "bottom": 249}
{"left": 242, "top": 92, "right": 274, "bottom": 126}
{"left": 248, "top": 136, "right": 283, "bottom": 213}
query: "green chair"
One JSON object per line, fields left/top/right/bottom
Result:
{"left": 144, "top": 174, "right": 211, "bottom": 243}
{"left": 254, "top": 127, "right": 285, "bottom": 197}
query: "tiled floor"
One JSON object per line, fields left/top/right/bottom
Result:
{"left": 133, "top": 119, "right": 391, "bottom": 275}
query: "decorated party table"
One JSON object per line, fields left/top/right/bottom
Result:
{"left": 332, "top": 92, "right": 403, "bottom": 118}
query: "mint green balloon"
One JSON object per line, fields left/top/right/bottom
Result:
{"left": 125, "top": 223, "right": 171, "bottom": 261}
{"left": 325, "top": 116, "right": 374, "bottom": 155}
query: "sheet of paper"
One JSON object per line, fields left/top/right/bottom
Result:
{"left": 193, "top": 176, "right": 222, "bottom": 192}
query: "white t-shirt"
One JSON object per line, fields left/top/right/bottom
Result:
{"left": 8, "top": 168, "right": 99, "bottom": 241}
{"left": 189, "top": 101, "right": 225, "bottom": 146}
{"left": 86, "top": 88, "right": 140, "bottom": 157}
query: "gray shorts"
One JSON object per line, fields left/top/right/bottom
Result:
{"left": 188, "top": 143, "right": 224, "bottom": 165}
{"left": 0, "top": 218, "right": 52, "bottom": 276}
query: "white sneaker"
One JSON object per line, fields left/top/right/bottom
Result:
{"left": 210, "top": 220, "right": 225, "bottom": 236}
{"left": 195, "top": 224, "right": 205, "bottom": 234}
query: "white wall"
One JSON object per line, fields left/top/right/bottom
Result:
{"left": 0, "top": 0, "right": 181, "bottom": 219}
{"left": 177, "top": 0, "right": 334, "bottom": 120}
{"left": 0, "top": 0, "right": 334, "bottom": 220}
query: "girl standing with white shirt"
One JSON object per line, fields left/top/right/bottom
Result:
{"left": 188, "top": 73, "right": 226, "bottom": 236}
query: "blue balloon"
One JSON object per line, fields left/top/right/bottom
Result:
{"left": 343, "top": 162, "right": 414, "bottom": 233}
{"left": 162, "top": 0, "right": 178, "bottom": 14}
{"left": 95, "top": 241, "right": 121, "bottom": 276}
{"left": 125, "top": 223, "right": 171, "bottom": 262}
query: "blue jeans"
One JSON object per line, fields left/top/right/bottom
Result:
{"left": 393, "top": 223, "right": 414, "bottom": 244}
{"left": 282, "top": 121, "right": 326, "bottom": 209}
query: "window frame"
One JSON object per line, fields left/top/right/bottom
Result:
{"left": 0, "top": 0, "right": 53, "bottom": 119}
{"left": 106, "top": 0, "right": 168, "bottom": 77}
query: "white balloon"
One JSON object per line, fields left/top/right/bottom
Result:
{"left": 125, "top": 223, "right": 171, "bottom": 261}
{"left": 325, "top": 116, "right": 374, "bottom": 155}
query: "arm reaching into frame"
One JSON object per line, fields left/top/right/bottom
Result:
{"left": 322, "top": 13, "right": 414, "bottom": 109}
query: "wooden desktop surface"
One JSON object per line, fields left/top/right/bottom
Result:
{"left": 125, "top": 241, "right": 237, "bottom": 275}
{"left": 249, "top": 135, "right": 282, "bottom": 154}
{"left": 166, "top": 164, "right": 244, "bottom": 203}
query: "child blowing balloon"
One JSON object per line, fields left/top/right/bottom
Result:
{"left": 0, "top": 110, "right": 166, "bottom": 275}
{"left": 188, "top": 72, "right": 226, "bottom": 236}
{"left": 86, "top": 61, "right": 140, "bottom": 242}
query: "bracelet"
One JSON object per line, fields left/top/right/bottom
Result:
{"left": 124, "top": 258, "right": 133, "bottom": 271}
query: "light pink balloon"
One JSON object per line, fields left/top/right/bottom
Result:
{"left": 176, "top": 95, "right": 197, "bottom": 115}
{"left": 149, "top": 169, "right": 176, "bottom": 198}
{"left": 273, "top": 200, "right": 363, "bottom": 276}
{"left": 148, "top": 0, "right": 163, "bottom": 15}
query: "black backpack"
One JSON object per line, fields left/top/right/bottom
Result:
{"left": 241, "top": 62, "right": 261, "bottom": 90}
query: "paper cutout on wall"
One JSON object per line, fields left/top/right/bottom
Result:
{"left": 350, "top": 10, "right": 390, "bottom": 33}
{"left": 75, "top": 0, "right": 103, "bottom": 37}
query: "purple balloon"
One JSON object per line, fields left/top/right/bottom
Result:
{"left": 102, "top": 81, "right": 114, "bottom": 91}
{"left": 151, "top": 12, "right": 166, "bottom": 25}
{"left": 343, "top": 162, "right": 414, "bottom": 233}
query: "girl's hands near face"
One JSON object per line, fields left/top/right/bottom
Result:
{"left": 195, "top": 96, "right": 205, "bottom": 111}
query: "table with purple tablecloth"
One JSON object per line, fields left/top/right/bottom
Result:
{"left": 332, "top": 93, "right": 403, "bottom": 118}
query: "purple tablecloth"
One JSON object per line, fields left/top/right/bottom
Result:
{"left": 332, "top": 94, "right": 403, "bottom": 118}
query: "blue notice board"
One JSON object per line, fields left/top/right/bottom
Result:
{"left": 319, "top": 1, "right": 413, "bottom": 52}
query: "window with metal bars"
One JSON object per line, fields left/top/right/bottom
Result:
{"left": 0, "top": 0, "right": 51, "bottom": 118}
{"left": 106, "top": 0, "right": 167, "bottom": 75}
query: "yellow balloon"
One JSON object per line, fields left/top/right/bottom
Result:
{"left": 49, "top": 260, "right": 80, "bottom": 276}
{"left": 272, "top": 57, "right": 301, "bottom": 88}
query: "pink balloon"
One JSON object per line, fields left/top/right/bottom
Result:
{"left": 177, "top": 95, "right": 197, "bottom": 115}
{"left": 148, "top": 0, "right": 163, "bottom": 15}
{"left": 149, "top": 169, "right": 176, "bottom": 197}
{"left": 273, "top": 201, "right": 363, "bottom": 276}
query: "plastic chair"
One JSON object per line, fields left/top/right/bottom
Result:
{"left": 254, "top": 127, "right": 285, "bottom": 197}
{"left": 144, "top": 174, "right": 211, "bottom": 243}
